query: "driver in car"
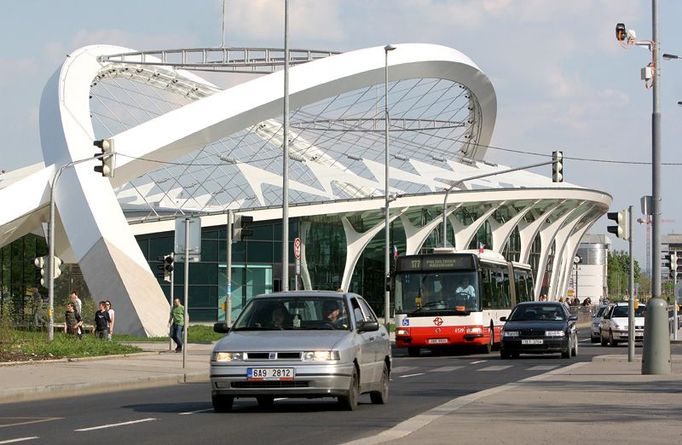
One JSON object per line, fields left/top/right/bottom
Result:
{"left": 322, "top": 300, "right": 348, "bottom": 329}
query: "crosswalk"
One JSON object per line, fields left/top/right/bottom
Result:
{"left": 391, "top": 362, "right": 560, "bottom": 378}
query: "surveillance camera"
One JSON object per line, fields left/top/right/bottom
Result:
{"left": 616, "top": 23, "right": 626, "bottom": 41}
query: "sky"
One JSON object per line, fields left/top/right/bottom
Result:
{"left": 2, "top": 0, "right": 682, "bottom": 267}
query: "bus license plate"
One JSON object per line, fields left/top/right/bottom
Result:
{"left": 247, "top": 368, "right": 295, "bottom": 380}
{"left": 428, "top": 338, "right": 448, "bottom": 344}
{"left": 521, "top": 339, "right": 543, "bottom": 345}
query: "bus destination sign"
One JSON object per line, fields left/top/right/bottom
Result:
{"left": 397, "top": 254, "right": 475, "bottom": 272}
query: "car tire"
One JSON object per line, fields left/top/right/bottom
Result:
{"left": 591, "top": 334, "right": 599, "bottom": 343}
{"left": 407, "top": 347, "right": 420, "bottom": 357}
{"left": 256, "top": 396, "right": 274, "bottom": 408}
{"left": 561, "top": 338, "right": 571, "bottom": 359}
{"left": 571, "top": 334, "right": 578, "bottom": 357}
{"left": 339, "top": 368, "right": 359, "bottom": 411}
{"left": 609, "top": 330, "right": 618, "bottom": 347}
{"left": 370, "top": 363, "right": 389, "bottom": 404}
{"left": 600, "top": 329, "right": 608, "bottom": 346}
{"left": 212, "top": 394, "right": 234, "bottom": 413}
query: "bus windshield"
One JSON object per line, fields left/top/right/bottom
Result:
{"left": 394, "top": 271, "right": 479, "bottom": 315}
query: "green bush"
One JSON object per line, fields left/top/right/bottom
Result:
{"left": 4, "top": 330, "right": 141, "bottom": 360}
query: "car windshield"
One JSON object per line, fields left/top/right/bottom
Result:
{"left": 231, "top": 296, "right": 351, "bottom": 331}
{"left": 612, "top": 305, "right": 646, "bottom": 318}
{"left": 509, "top": 304, "right": 566, "bottom": 321}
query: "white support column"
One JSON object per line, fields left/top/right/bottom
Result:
{"left": 489, "top": 202, "right": 537, "bottom": 253}
{"left": 547, "top": 206, "right": 588, "bottom": 298}
{"left": 554, "top": 211, "right": 595, "bottom": 299}
{"left": 533, "top": 209, "right": 575, "bottom": 300}
{"left": 452, "top": 204, "right": 499, "bottom": 250}
{"left": 299, "top": 220, "right": 313, "bottom": 290}
{"left": 401, "top": 205, "right": 459, "bottom": 255}
{"left": 518, "top": 202, "right": 563, "bottom": 265}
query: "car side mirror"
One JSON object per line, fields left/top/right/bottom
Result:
{"left": 357, "top": 320, "right": 380, "bottom": 332}
{"left": 213, "top": 322, "right": 230, "bottom": 334}
{"left": 499, "top": 316, "right": 507, "bottom": 322}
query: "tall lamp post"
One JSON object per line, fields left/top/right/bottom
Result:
{"left": 383, "top": 44, "right": 396, "bottom": 328}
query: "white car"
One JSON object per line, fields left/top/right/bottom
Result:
{"left": 590, "top": 305, "right": 610, "bottom": 343}
{"left": 599, "top": 302, "right": 646, "bottom": 346}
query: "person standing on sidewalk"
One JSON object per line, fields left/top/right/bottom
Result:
{"left": 94, "top": 301, "right": 110, "bottom": 340}
{"left": 64, "top": 302, "right": 83, "bottom": 339}
{"left": 69, "top": 291, "right": 82, "bottom": 315}
{"left": 105, "top": 300, "right": 116, "bottom": 341}
{"left": 168, "top": 298, "right": 185, "bottom": 353}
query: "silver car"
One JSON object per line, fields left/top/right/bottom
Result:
{"left": 590, "top": 305, "right": 610, "bottom": 343}
{"left": 210, "top": 291, "right": 391, "bottom": 412}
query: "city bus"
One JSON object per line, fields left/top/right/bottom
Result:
{"left": 393, "top": 249, "right": 534, "bottom": 356}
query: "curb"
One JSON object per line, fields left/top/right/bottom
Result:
{"left": 592, "top": 354, "right": 682, "bottom": 364}
{"left": 0, "top": 351, "right": 159, "bottom": 367}
{"left": 0, "top": 371, "right": 209, "bottom": 404}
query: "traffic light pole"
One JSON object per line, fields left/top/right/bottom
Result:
{"left": 226, "top": 210, "right": 233, "bottom": 327}
{"left": 183, "top": 218, "right": 190, "bottom": 371}
{"left": 674, "top": 264, "right": 679, "bottom": 341}
{"left": 628, "top": 205, "right": 635, "bottom": 362}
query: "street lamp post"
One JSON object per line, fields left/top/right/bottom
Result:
{"left": 281, "top": 0, "right": 290, "bottom": 291}
{"left": 383, "top": 44, "right": 396, "bottom": 328}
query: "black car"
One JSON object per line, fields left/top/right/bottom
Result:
{"left": 499, "top": 302, "right": 578, "bottom": 359}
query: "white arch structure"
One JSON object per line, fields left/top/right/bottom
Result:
{"left": 0, "top": 43, "right": 610, "bottom": 335}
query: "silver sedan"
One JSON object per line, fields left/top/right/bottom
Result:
{"left": 210, "top": 291, "right": 391, "bottom": 412}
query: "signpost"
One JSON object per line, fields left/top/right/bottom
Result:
{"left": 294, "top": 237, "right": 301, "bottom": 291}
{"left": 174, "top": 216, "right": 201, "bottom": 372}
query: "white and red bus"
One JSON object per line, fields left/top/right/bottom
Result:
{"left": 393, "top": 249, "right": 534, "bottom": 356}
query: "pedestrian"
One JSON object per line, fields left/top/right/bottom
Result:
{"left": 168, "top": 298, "right": 185, "bottom": 353}
{"left": 69, "top": 291, "right": 82, "bottom": 315}
{"left": 105, "top": 300, "right": 115, "bottom": 341}
{"left": 94, "top": 301, "right": 110, "bottom": 340}
{"left": 64, "top": 302, "right": 83, "bottom": 339}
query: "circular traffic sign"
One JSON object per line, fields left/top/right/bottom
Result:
{"left": 294, "top": 237, "right": 301, "bottom": 259}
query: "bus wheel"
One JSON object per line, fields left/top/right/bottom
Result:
{"left": 407, "top": 347, "right": 420, "bottom": 357}
{"left": 481, "top": 328, "right": 493, "bottom": 354}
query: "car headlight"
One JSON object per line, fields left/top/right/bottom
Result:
{"left": 396, "top": 328, "right": 409, "bottom": 336}
{"left": 212, "top": 352, "right": 243, "bottom": 362}
{"left": 545, "top": 330, "right": 565, "bottom": 337}
{"left": 503, "top": 330, "right": 519, "bottom": 337}
{"left": 302, "top": 350, "right": 341, "bottom": 361}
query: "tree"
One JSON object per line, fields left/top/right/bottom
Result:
{"left": 607, "top": 250, "right": 640, "bottom": 301}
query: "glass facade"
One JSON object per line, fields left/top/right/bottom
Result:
{"left": 0, "top": 234, "right": 47, "bottom": 323}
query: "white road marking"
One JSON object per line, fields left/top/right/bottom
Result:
{"left": 178, "top": 409, "right": 214, "bottom": 416}
{"left": 399, "top": 372, "right": 425, "bottom": 378}
{"left": 0, "top": 417, "right": 62, "bottom": 429}
{"left": 0, "top": 438, "right": 39, "bottom": 444}
{"left": 470, "top": 360, "right": 487, "bottom": 364}
{"left": 274, "top": 398, "right": 288, "bottom": 401}
{"left": 479, "top": 365, "right": 512, "bottom": 372}
{"left": 75, "top": 418, "right": 156, "bottom": 432}
{"left": 392, "top": 366, "right": 417, "bottom": 374}
{"left": 341, "top": 362, "right": 587, "bottom": 445}
{"left": 431, "top": 366, "right": 463, "bottom": 372}
{"left": 527, "top": 365, "right": 559, "bottom": 371}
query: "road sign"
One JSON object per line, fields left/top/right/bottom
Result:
{"left": 174, "top": 216, "right": 202, "bottom": 262}
{"left": 294, "top": 237, "right": 301, "bottom": 260}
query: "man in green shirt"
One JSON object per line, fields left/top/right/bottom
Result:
{"left": 168, "top": 298, "right": 185, "bottom": 352}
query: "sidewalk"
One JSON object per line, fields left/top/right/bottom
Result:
{"left": 0, "top": 342, "right": 212, "bottom": 404}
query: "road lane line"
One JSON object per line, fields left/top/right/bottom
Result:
{"left": 341, "top": 361, "right": 587, "bottom": 445}
{"left": 75, "top": 418, "right": 156, "bottom": 432}
{"left": 478, "top": 365, "right": 512, "bottom": 372}
{"left": 470, "top": 360, "right": 487, "bottom": 364}
{"left": 399, "top": 372, "right": 425, "bottom": 378}
{"left": 527, "top": 365, "right": 559, "bottom": 371}
{"left": 0, "top": 417, "right": 62, "bottom": 429}
{"left": 0, "top": 437, "right": 39, "bottom": 444}
{"left": 179, "top": 409, "right": 214, "bottom": 416}
{"left": 431, "top": 366, "right": 463, "bottom": 372}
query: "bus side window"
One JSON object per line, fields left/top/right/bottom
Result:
{"left": 480, "top": 267, "right": 493, "bottom": 309}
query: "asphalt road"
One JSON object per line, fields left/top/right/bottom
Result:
{"left": 0, "top": 329, "right": 665, "bottom": 445}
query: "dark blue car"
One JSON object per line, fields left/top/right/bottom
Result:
{"left": 500, "top": 302, "right": 578, "bottom": 359}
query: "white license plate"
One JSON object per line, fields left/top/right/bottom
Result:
{"left": 247, "top": 368, "right": 295, "bottom": 380}
{"left": 428, "top": 338, "right": 448, "bottom": 344}
{"left": 521, "top": 339, "right": 544, "bottom": 345}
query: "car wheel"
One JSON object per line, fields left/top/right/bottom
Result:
{"left": 212, "top": 394, "right": 234, "bottom": 413}
{"left": 339, "top": 368, "right": 359, "bottom": 411}
{"left": 571, "top": 334, "right": 578, "bottom": 357}
{"left": 591, "top": 333, "right": 599, "bottom": 343}
{"left": 370, "top": 363, "right": 389, "bottom": 404}
{"left": 600, "top": 329, "right": 608, "bottom": 346}
{"left": 407, "top": 347, "right": 420, "bottom": 357}
{"left": 256, "top": 396, "right": 274, "bottom": 408}
{"left": 561, "top": 338, "right": 571, "bottom": 359}
{"left": 609, "top": 330, "right": 618, "bottom": 347}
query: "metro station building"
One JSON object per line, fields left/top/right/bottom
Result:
{"left": 0, "top": 43, "right": 611, "bottom": 335}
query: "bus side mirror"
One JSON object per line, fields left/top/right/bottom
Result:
{"left": 499, "top": 316, "right": 507, "bottom": 322}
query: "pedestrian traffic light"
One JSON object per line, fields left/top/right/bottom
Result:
{"left": 232, "top": 215, "right": 254, "bottom": 242}
{"left": 606, "top": 208, "right": 629, "bottom": 240}
{"left": 93, "top": 138, "right": 115, "bottom": 178}
{"left": 34, "top": 256, "right": 62, "bottom": 286}
{"left": 667, "top": 251, "right": 681, "bottom": 280}
{"left": 552, "top": 150, "right": 563, "bottom": 183}
{"left": 163, "top": 254, "right": 174, "bottom": 283}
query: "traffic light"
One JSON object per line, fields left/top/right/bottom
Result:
{"left": 34, "top": 256, "right": 62, "bottom": 286}
{"left": 163, "top": 254, "right": 174, "bottom": 283}
{"left": 552, "top": 150, "right": 563, "bottom": 183}
{"left": 667, "top": 251, "right": 681, "bottom": 280}
{"left": 93, "top": 138, "right": 115, "bottom": 178}
{"left": 232, "top": 215, "right": 254, "bottom": 242}
{"left": 606, "top": 208, "right": 630, "bottom": 240}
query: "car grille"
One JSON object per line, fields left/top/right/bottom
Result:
{"left": 244, "top": 352, "right": 301, "bottom": 360}
{"left": 231, "top": 381, "right": 309, "bottom": 388}
{"left": 520, "top": 329, "right": 547, "bottom": 338}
